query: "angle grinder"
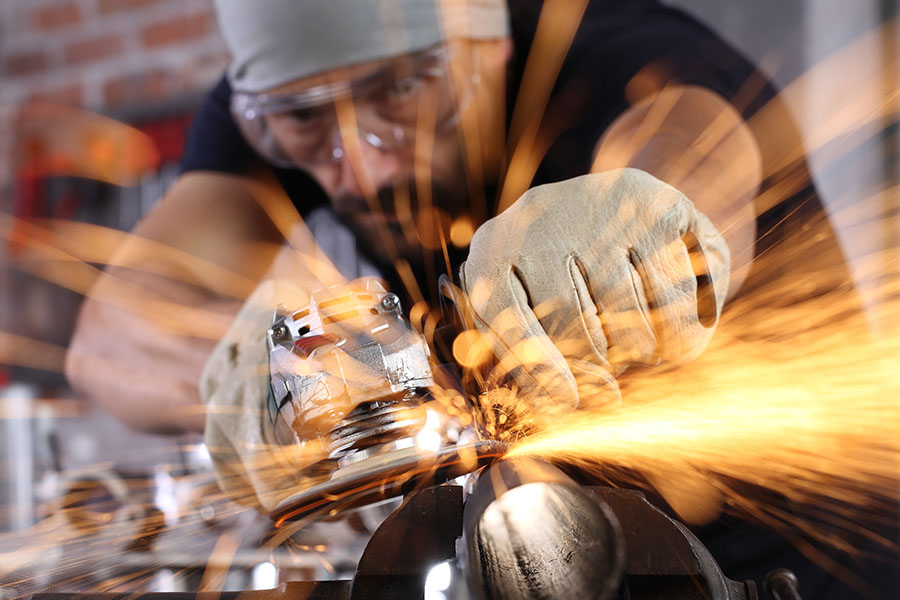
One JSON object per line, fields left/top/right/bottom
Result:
{"left": 265, "top": 278, "right": 505, "bottom": 523}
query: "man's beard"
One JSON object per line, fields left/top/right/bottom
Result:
{"left": 330, "top": 177, "right": 471, "bottom": 268}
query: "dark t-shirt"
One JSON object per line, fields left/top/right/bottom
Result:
{"left": 506, "top": 0, "right": 771, "bottom": 183}
{"left": 181, "top": 1, "right": 893, "bottom": 596}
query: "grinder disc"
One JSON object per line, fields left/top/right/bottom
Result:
{"left": 270, "top": 440, "right": 508, "bottom": 524}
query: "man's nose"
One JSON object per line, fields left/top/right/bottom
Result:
{"left": 335, "top": 128, "right": 404, "bottom": 199}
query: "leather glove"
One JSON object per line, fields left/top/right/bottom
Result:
{"left": 200, "top": 220, "right": 351, "bottom": 513}
{"left": 200, "top": 278, "right": 313, "bottom": 512}
{"left": 461, "top": 168, "right": 730, "bottom": 410}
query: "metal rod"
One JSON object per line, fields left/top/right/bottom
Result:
{"left": 462, "top": 457, "right": 625, "bottom": 600}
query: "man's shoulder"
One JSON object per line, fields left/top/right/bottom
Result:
{"left": 180, "top": 76, "right": 253, "bottom": 174}
{"left": 508, "top": 0, "right": 773, "bottom": 118}
{"left": 508, "top": 0, "right": 776, "bottom": 185}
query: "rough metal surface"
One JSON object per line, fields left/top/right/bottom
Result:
{"left": 463, "top": 459, "right": 625, "bottom": 600}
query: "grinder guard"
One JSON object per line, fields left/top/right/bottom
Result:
{"left": 265, "top": 278, "right": 504, "bottom": 523}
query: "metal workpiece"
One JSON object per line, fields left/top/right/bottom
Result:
{"left": 263, "top": 277, "right": 508, "bottom": 523}
{"left": 461, "top": 459, "right": 759, "bottom": 600}
{"left": 462, "top": 458, "right": 626, "bottom": 600}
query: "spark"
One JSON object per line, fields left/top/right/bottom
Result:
{"left": 487, "top": 195, "right": 900, "bottom": 582}
{"left": 3, "top": 9, "right": 899, "bottom": 598}
{"left": 499, "top": 0, "right": 591, "bottom": 213}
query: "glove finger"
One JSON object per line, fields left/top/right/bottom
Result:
{"left": 631, "top": 228, "right": 721, "bottom": 362}
{"left": 465, "top": 265, "right": 580, "bottom": 410}
{"left": 568, "top": 359, "right": 621, "bottom": 410}
{"left": 527, "top": 254, "right": 620, "bottom": 407}
{"left": 577, "top": 251, "right": 659, "bottom": 374}
{"left": 201, "top": 279, "right": 318, "bottom": 512}
{"left": 567, "top": 257, "right": 622, "bottom": 408}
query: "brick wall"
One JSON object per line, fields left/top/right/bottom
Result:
{"left": 0, "top": 0, "right": 231, "bottom": 383}
{"left": 0, "top": 0, "right": 228, "bottom": 111}
{"left": 0, "top": 0, "right": 230, "bottom": 192}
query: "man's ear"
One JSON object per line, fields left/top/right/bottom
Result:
{"left": 498, "top": 36, "right": 514, "bottom": 65}
{"left": 488, "top": 36, "right": 514, "bottom": 67}
{"left": 470, "top": 36, "right": 513, "bottom": 69}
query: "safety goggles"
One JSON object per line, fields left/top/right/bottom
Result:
{"left": 230, "top": 45, "right": 473, "bottom": 169}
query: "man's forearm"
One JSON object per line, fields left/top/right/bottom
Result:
{"left": 66, "top": 268, "right": 241, "bottom": 434}
{"left": 65, "top": 172, "right": 287, "bottom": 433}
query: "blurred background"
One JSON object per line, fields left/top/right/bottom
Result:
{"left": 0, "top": 0, "right": 897, "bottom": 595}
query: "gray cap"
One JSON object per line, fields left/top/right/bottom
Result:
{"left": 214, "top": 0, "right": 510, "bottom": 93}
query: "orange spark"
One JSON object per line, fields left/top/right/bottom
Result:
{"left": 484, "top": 192, "right": 900, "bottom": 562}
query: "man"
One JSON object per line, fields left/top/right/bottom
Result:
{"left": 66, "top": 0, "right": 885, "bottom": 597}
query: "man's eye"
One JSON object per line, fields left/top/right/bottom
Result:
{"left": 274, "top": 107, "right": 330, "bottom": 134}
{"left": 386, "top": 74, "right": 423, "bottom": 103}
{"left": 288, "top": 108, "right": 320, "bottom": 124}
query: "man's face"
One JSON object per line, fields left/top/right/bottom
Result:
{"left": 262, "top": 39, "right": 510, "bottom": 265}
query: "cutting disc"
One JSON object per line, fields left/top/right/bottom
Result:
{"left": 270, "top": 440, "right": 508, "bottom": 524}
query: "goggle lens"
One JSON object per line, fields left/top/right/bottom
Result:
{"left": 230, "top": 46, "right": 470, "bottom": 169}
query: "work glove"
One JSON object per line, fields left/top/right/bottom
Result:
{"left": 201, "top": 277, "right": 339, "bottom": 513}
{"left": 461, "top": 168, "right": 729, "bottom": 410}
{"left": 200, "top": 221, "right": 350, "bottom": 513}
